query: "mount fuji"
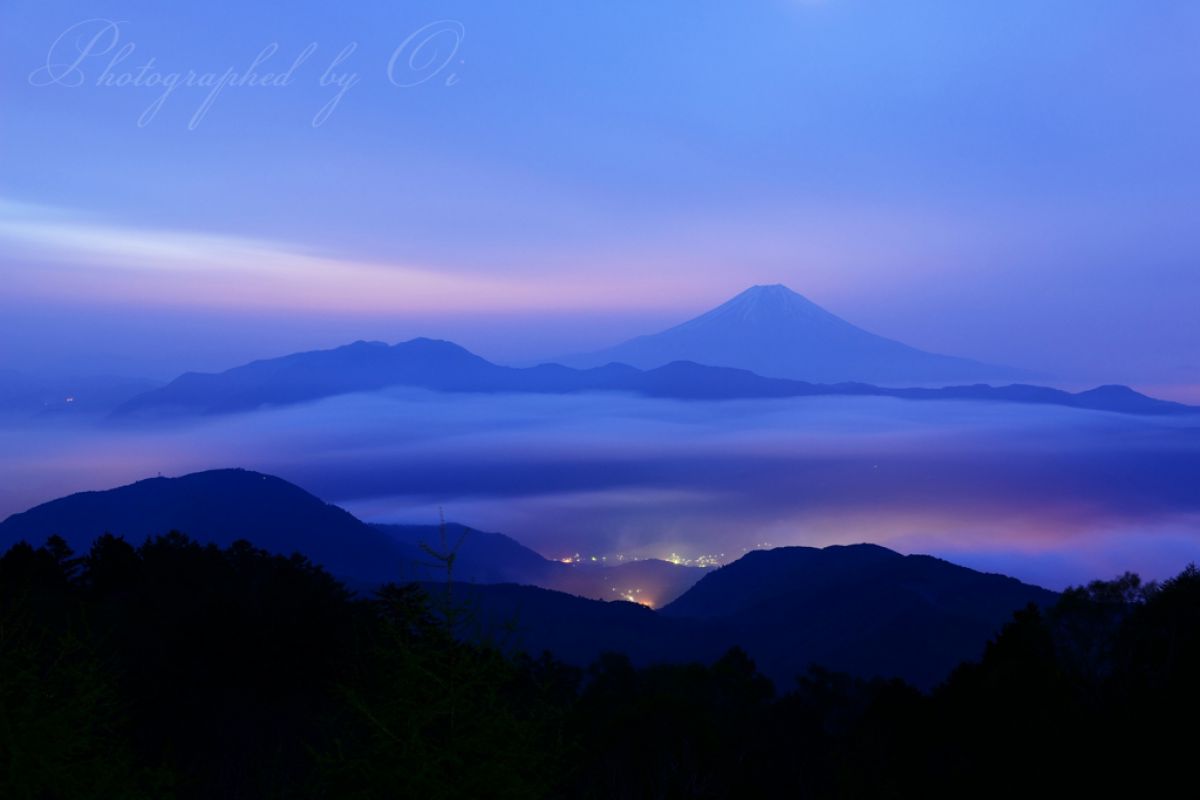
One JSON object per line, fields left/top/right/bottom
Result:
{"left": 565, "top": 284, "right": 1031, "bottom": 385}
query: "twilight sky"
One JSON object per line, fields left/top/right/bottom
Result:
{"left": 2, "top": 1, "right": 1199, "bottom": 395}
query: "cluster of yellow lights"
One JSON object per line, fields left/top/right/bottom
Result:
{"left": 558, "top": 552, "right": 641, "bottom": 565}
{"left": 558, "top": 550, "right": 737, "bottom": 569}
{"left": 667, "top": 552, "right": 725, "bottom": 568}
{"left": 612, "top": 587, "right": 654, "bottom": 608}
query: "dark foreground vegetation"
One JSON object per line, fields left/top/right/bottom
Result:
{"left": 2, "top": 534, "right": 1197, "bottom": 799}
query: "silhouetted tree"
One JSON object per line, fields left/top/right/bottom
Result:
{"left": 4, "top": 531, "right": 1200, "bottom": 800}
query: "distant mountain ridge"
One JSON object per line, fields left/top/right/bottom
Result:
{"left": 567, "top": 284, "right": 1031, "bottom": 384}
{"left": 0, "top": 468, "right": 1057, "bottom": 688}
{"left": 112, "top": 337, "right": 1195, "bottom": 417}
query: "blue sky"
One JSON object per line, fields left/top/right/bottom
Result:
{"left": 2, "top": 1, "right": 1198, "bottom": 394}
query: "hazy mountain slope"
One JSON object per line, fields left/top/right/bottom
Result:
{"left": 112, "top": 334, "right": 1194, "bottom": 418}
{"left": 547, "top": 559, "right": 706, "bottom": 608}
{"left": 376, "top": 523, "right": 705, "bottom": 605}
{"left": 113, "top": 339, "right": 648, "bottom": 416}
{"left": 567, "top": 284, "right": 1030, "bottom": 384}
{"left": 375, "top": 522, "right": 559, "bottom": 585}
{"left": 114, "top": 338, "right": 504, "bottom": 415}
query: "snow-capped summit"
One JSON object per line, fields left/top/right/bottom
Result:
{"left": 675, "top": 284, "right": 862, "bottom": 330}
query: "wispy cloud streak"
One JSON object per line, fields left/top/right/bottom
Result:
{"left": 0, "top": 200, "right": 684, "bottom": 313}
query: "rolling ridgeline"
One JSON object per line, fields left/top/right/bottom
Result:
{"left": 8, "top": 285, "right": 1192, "bottom": 420}
{"left": 0, "top": 468, "right": 1055, "bottom": 691}
{"left": 106, "top": 285, "right": 1195, "bottom": 418}
{"left": 3, "top": 495, "right": 1198, "bottom": 798}
{"left": 111, "top": 337, "right": 1193, "bottom": 418}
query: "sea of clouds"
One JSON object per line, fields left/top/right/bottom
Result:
{"left": 2, "top": 389, "right": 1198, "bottom": 589}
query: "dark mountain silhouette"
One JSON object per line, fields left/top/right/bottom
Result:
{"left": 662, "top": 544, "right": 1056, "bottom": 620}
{"left": 565, "top": 284, "right": 1032, "bottom": 384}
{"left": 660, "top": 544, "right": 1058, "bottom": 687}
{"left": 0, "top": 471, "right": 704, "bottom": 603}
{"left": 661, "top": 543, "right": 903, "bottom": 619}
{"left": 0, "top": 469, "right": 423, "bottom": 585}
{"left": 113, "top": 337, "right": 1194, "bottom": 417}
{"left": 376, "top": 522, "right": 553, "bottom": 585}
{"left": 0, "top": 469, "right": 1057, "bottom": 688}
{"left": 448, "top": 543, "right": 1058, "bottom": 689}
{"left": 432, "top": 583, "right": 720, "bottom": 669}
{"left": 7, "top": 529, "right": 1197, "bottom": 798}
